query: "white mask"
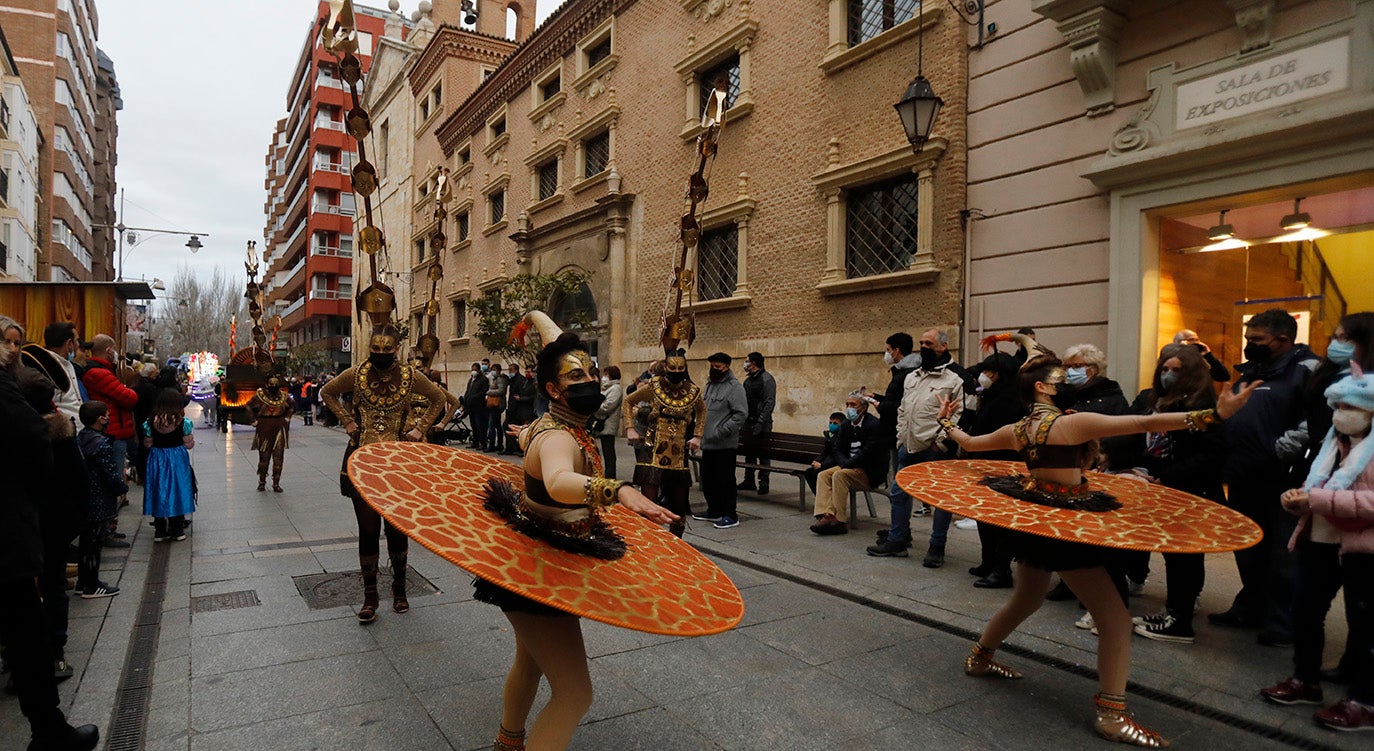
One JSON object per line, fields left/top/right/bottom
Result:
{"left": 883, "top": 351, "right": 895, "bottom": 366}
{"left": 1332, "top": 407, "right": 1372, "bottom": 437}
{"left": 977, "top": 373, "right": 994, "bottom": 390}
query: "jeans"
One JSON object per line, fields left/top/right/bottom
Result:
{"left": 888, "top": 446, "right": 939, "bottom": 542}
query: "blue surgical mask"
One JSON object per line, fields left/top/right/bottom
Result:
{"left": 827, "top": 422, "right": 841, "bottom": 435}
{"left": 1159, "top": 370, "right": 1179, "bottom": 392}
{"left": 1327, "top": 339, "right": 1355, "bottom": 366}
{"left": 67, "top": 350, "right": 75, "bottom": 361}
{"left": 480, "top": 364, "right": 489, "bottom": 372}
{"left": 845, "top": 407, "right": 859, "bottom": 421}
{"left": 1064, "top": 367, "right": 1089, "bottom": 385}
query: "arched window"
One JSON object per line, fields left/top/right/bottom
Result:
{"left": 549, "top": 281, "right": 597, "bottom": 331}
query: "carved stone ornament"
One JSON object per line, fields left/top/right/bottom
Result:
{"left": 586, "top": 75, "right": 607, "bottom": 100}
{"left": 1108, "top": 84, "right": 1160, "bottom": 155}
{"left": 696, "top": 0, "right": 730, "bottom": 21}
{"left": 1226, "top": 0, "right": 1276, "bottom": 54}
{"left": 537, "top": 112, "right": 556, "bottom": 132}
{"left": 1033, "top": 0, "right": 1131, "bottom": 116}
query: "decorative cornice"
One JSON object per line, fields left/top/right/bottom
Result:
{"left": 1032, "top": 0, "right": 1131, "bottom": 116}
{"left": 407, "top": 25, "right": 517, "bottom": 97}
{"left": 1226, "top": 0, "right": 1276, "bottom": 55}
{"left": 437, "top": 0, "right": 641, "bottom": 155}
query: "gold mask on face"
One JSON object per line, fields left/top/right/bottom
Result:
{"left": 664, "top": 355, "right": 688, "bottom": 374}
{"left": 558, "top": 349, "right": 595, "bottom": 380}
{"left": 1042, "top": 367, "right": 1067, "bottom": 386}
{"left": 370, "top": 335, "right": 398, "bottom": 354}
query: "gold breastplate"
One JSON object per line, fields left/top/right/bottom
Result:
{"left": 355, "top": 362, "right": 414, "bottom": 445}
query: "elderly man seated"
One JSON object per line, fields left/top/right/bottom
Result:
{"left": 809, "top": 389, "right": 887, "bottom": 536}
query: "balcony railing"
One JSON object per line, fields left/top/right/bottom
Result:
{"left": 311, "top": 244, "right": 353, "bottom": 257}
{"left": 313, "top": 161, "right": 348, "bottom": 174}
{"left": 281, "top": 296, "right": 305, "bottom": 319}
{"left": 309, "top": 288, "right": 348, "bottom": 300}
{"left": 315, "top": 119, "right": 345, "bottom": 131}
{"left": 312, "top": 203, "right": 356, "bottom": 217}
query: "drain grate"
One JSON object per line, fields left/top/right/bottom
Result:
{"left": 105, "top": 541, "right": 170, "bottom": 751}
{"left": 293, "top": 566, "right": 439, "bottom": 610}
{"left": 190, "top": 589, "right": 261, "bottom": 614}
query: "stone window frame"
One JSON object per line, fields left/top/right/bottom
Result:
{"left": 448, "top": 296, "right": 469, "bottom": 343}
{"left": 572, "top": 17, "right": 618, "bottom": 94}
{"left": 484, "top": 105, "right": 510, "bottom": 158}
{"left": 821, "top": 0, "right": 942, "bottom": 76}
{"left": 810, "top": 139, "right": 945, "bottom": 296}
{"left": 524, "top": 138, "right": 568, "bottom": 214}
{"left": 482, "top": 173, "right": 511, "bottom": 236}
{"left": 412, "top": 165, "right": 443, "bottom": 211}
{"left": 417, "top": 79, "right": 444, "bottom": 134}
{"left": 455, "top": 139, "right": 472, "bottom": 167}
{"left": 687, "top": 196, "right": 756, "bottom": 312}
{"left": 675, "top": 17, "right": 757, "bottom": 142}
{"left": 567, "top": 105, "right": 619, "bottom": 193}
{"left": 529, "top": 61, "right": 566, "bottom": 122}
{"left": 452, "top": 198, "right": 473, "bottom": 253}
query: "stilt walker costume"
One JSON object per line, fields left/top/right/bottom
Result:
{"left": 248, "top": 374, "right": 293, "bottom": 492}
{"left": 898, "top": 333, "right": 1264, "bottom": 748}
{"left": 315, "top": 0, "right": 448, "bottom": 625}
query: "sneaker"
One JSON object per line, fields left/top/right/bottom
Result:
{"left": 690, "top": 512, "right": 722, "bottom": 523}
{"left": 867, "top": 539, "right": 910, "bottom": 557}
{"left": 1127, "top": 577, "right": 1147, "bottom": 596}
{"left": 1260, "top": 677, "right": 1323, "bottom": 706}
{"left": 80, "top": 583, "right": 121, "bottom": 599}
{"left": 922, "top": 545, "right": 945, "bottom": 569}
{"left": 912, "top": 506, "right": 932, "bottom": 517}
{"left": 712, "top": 516, "right": 740, "bottom": 529}
{"left": 108, "top": 531, "right": 127, "bottom": 540}
{"left": 1132, "top": 610, "right": 1169, "bottom": 626}
{"left": 1313, "top": 698, "right": 1374, "bottom": 732}
{"left": 171, "top": 533, "right": 188, "bottom": 542}
{"left": 1075, "top": 613, "right": 1096, "bottom": 631}
{"left": 53, "top": 658, "right": 74, "bottom": 682}
{"left": 954, "top": 518, "right": 977, "bottom": 530}
{"left": 1133, "top": 613, "right": 1194, "bottom": 643}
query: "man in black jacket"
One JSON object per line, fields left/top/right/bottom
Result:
{"left": 1210, "top": 309, "right": 1319, "bottom": 647}
{"left": 462, "top": 362, "right": 490, "bottom": 449}
{"left": 0, "top": 351, "right": 100, "bottom": 751}
{"left": 809, "top": 391, "right": 887, "bottom": 535}
{"left": 737, "top": 352, "right": 777, "bottom": 494}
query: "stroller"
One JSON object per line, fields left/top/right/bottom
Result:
{"left": 432, "top": 405, "right": 472, "bottom": 446}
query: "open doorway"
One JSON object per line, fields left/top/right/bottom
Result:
{"left": 1155, "top": 178, "right": 1374, "bottom": 372}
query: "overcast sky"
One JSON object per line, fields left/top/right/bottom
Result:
{"left": 98, "top": 0, "right": 557, "bottom": 288}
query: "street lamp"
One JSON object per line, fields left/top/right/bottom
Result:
{"left": 93, "top": 189, "right": 210, "bottom": 280}
{"left": 893, "top": 0, "right": 945, "bottom": 153}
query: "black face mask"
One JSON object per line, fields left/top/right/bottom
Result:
{"left": 709, "top": 368, "right": 727, "bottom": 382}
{"left": 562, "top": 381, "right": 605, "bottom": 416}
{"left": 1051, "top": 383, "right": 1078, "bottom": 411}
{"left": 369, "top": 352, "right": 397, "bottom": 370}
{"left": 1243, "top": 342, "right": 1274, "bottom": 365}
{"left": 919, "top": 346, "right": 940, "bottom": 370}
{"left": 664, "top": 370, "right": 688, "bottom": 383}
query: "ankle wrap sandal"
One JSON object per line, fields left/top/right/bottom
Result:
{"left": 964, "top": 642, "right": 1022, "bottom": 679}
{"left": 358, "top": 555, "right": 380, "bottom": 624}
{"left": 390, "top": 554, "right": 409, "bottom": 614}
{"left": 1093, "top": 693, "right": 1169, "bottom": 747}
{"left": 494, "top": 725, "right": 526, "bottom": 751}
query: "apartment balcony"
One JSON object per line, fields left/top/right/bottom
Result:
{"left": 0, "top": 170, "right": 8, "bottom": 208}
{"left": 280, "top": 295, "right": 307, "bottom": 329}
{"left": 0, "top": 96, "right": 9, "bottom": 139}
{"left": 278, "top": 256, "right": 308, "bottom": 298}
{"left": 311, "top": 243, "right": 353, "bottom": 258}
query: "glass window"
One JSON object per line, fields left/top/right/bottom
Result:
{"left": 845, "top": 173, "right": 920, "bottom": 278}
{"left": 537, "top": 160, "right": 559, "bottom": 201}
{"left": 697, "top": 225, "right": 739, "bottom": 301}
{"left": 847, "top": 0, "right": 918, "bottom": 47}
{"left": 452, "top": 299, "right": 467, "bottom": 337}
{"left": 699, "top": 55, "right": 740, "bottom": 116}
{"left": 586, "top": 38, "right": 612, "bottom": 68}
{"left": 583, "top": 132, "right": 609, "bottom": 178}
{"left": 457, "top": 211, "right": 470, "bottom": 242}
{"left": 540, "top": 74, "right": 561, "bottom": 103}
{"left": 490, "top": 190, "right": 505, "bottom": 224}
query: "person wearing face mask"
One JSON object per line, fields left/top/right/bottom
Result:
{"left": 804, "top": 411, "right": 847, "bottom": 494}
{"left": 1211, "top": 309, "right": 1321, "bottom": 647}
{"left": 247, "top": 374, "right": 295, "bottom": 492}
{"left": 624, "top": 351, "right": 705, "bottom": 537}
{"left": 464, "top": 361, "right": 491, "bottom": 450}
{"left": 592, "top": 365, "right": 623, "bottom": 478}
{"left": 320, "top": 325, "right": 447, "bottom": 623}
{"left": 695, "top": 352, "right": 749, "bottom": 529}
{"left": 1264, "top": 367, "right": 1374, "bottom": 732}
{"left": 1118, "top": 344, "right": 1226, "bottom": 644}
{"left": 80, "top": 334, "right": 140, "bottom": 498}
{"left": 19, "top": 321, "right": 83, "bottom": 422}
{"left": 964, "top": 352, "right": 1027, "bottom": 588}
{"left": 809, "top": 392, "right": 885, "bottom": 535}
{"left": 869, "top": 328, "right": 965, "bottom": 562}
{"left": 738, "top": 352, "right": 777, "bottom": 495}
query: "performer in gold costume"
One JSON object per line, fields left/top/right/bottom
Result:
{"left": 623, "top": 351, "right": 704, "bottom": 537}
{"left": 320, "top": 325, "right": 446, "bottom": 623}
{"left": 247, "top": 374, "right": 294, "bottom": 492}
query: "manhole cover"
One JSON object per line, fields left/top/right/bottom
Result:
{"left": 292, "top": 566, "right": 440, "bottom": 610}
{"left": 190, "top": 590, "right": 261, "bottom": 614}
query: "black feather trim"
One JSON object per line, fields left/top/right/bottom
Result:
{"left": 482, "top": 478, "right": 627, "bottom": 560}
{"left": 979, "top": 474, "right": 1122, "bottom": 513}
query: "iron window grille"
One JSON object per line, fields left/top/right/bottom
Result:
{"left": 583, "top": 132, "right": 610, "bottom": 178}
{"left": 845, "top": 173, "right": 919, "bottom": 278}
{"left": 587, "top": 38, "right": 612, "bottom": 68}
{"left": 490, "top": 190, "right": 506, "bottom": 224}
{"left": 537, "top": 160, "right": 559, "bottom": 201}
{"left": 696, "top": 226, "right": 738, "bottom": 301}
{"left": 848, "top": 0, "right": 918, "bottom": 47}
{"left": 457, "top": 211, "right": 470, "bottom": 241}
{"left": 452, "top": 300, "right": 467, "bottom": 337}
{"left": 698, "top": 55, "right": 741, "bottom": 116}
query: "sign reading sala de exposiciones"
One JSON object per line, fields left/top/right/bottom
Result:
{"left": 1176, "top": 36, "right": 1349, "bottom": 131}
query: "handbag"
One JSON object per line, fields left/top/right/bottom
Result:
{"left": 486, "top": 395, "right": 502, "bottom": 409}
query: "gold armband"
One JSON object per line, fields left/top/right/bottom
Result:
{"left": 584, "top": 477, "right": 627, "bottom": 509}
{"left": 1183, "top": 409, "right": 1221, "bottom": 432}
{"left": 937, "top": 417, "right": 960, "bottom": 434}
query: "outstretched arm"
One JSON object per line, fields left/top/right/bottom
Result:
{"left": 1052, "top": 380, "right": 1259, "bottom": 443}
{"left": 937, "top": 395, "right": 1019, "bottom": 453}
{"left": 319, "top": 367, "right": 358, "bottom": 432}
{"left": 533, "top": 430, "right": 678, "bottom": 525}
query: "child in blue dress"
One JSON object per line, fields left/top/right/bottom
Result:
{"left": 142, "top": 388, "right": 196, "bottom": 541}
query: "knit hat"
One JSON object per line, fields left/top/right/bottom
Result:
{"left": 1304, "top": 370, "right": 1374, "bottom": 492}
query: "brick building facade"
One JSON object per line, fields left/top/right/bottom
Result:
{"left": 357, "top": 0, "right": 968, "bottom": 432}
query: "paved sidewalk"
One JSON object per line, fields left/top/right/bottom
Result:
{"left": 1, "top": 420, "right": 1361, "bottom": 750}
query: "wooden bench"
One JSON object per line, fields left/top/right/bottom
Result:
{"left": 691, "top": 432, "right": 826, "bottom": 511}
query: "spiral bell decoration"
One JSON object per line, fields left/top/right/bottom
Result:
{"left": 660, "top": 76, "right": 730, "bottom": 355}
{"left": 321, "top": 0, "right": 395, "bottom": 330}
{"left": 415, "top": 166, "right": 453, "bottom": 369}
{"left": 240, "top": 240, "right": 277, "bottom": 372}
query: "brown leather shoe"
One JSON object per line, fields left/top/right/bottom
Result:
{"left": 1314, "top": 698, "right": 1374, "bottom": 732}
{"left": 1260, "top": 677, "right": 1323, "bottom": 705}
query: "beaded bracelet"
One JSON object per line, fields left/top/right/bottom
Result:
{"left": 1182, "top": 409, "right": 1221, "bottom": 432}
{"left": 584, "top": 477, "right": 628, "bottom": 509}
